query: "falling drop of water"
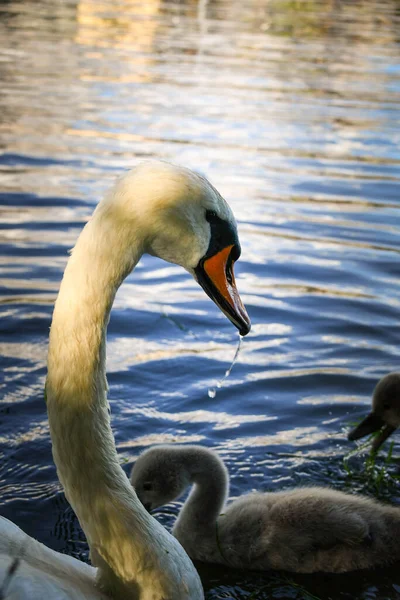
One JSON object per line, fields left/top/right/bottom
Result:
{"left": 207, "top": 335, "right": 242, "bottom": 398}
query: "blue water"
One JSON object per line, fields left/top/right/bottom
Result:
{"left": 1, "top": 0, "right": 400, "bottom": 598}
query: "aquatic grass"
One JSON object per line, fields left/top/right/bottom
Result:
{"left": 343, "top": 437, "right": 400, "bottom": 496}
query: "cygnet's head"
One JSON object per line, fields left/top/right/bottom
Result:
{"left": 130, "top": 445, "right": 191, "bottom": 512}
{"left": 348, "top": 372, "right": 400, "bottom": 451}
{"left": 99, "top": 161, "right": 250, "bottom": 335}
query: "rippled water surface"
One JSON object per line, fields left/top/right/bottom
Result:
{"left": 1, "top": 0, "right": 400, "bottom": 598}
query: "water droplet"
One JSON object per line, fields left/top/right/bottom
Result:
{"left": 207, "top": 334, "right": 242, "bottom": 398}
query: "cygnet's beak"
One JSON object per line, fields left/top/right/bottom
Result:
{"left": 348, "top": 412, "right": 396, "bottom": 452}
{"left": 194, "top": 244, "right": 251, "bottom": 336}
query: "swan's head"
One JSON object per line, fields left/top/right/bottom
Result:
{"left": 348, "top": 372, "right": 400, "bottom": 452}
{"left": 130, "top": 445, "right": 190, "bottom": 511}
{"left": 101, "top": 161, "right": 251, "bottom": 335}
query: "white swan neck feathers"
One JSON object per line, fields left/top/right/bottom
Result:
{"left": 348, "top": 372, "right": 400, "bottom": 452}
{"left": 131, "top": 444, "right": 400, "bottom": 573}
{"left": 3, "top": 162, "right": 251, "bottom": 599}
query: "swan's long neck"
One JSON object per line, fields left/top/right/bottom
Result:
{"left": 45, "top": 203, "right": 203, "bottom": 599}
{"left": 46, "top": 206, "right": 149, "bottom": 576}
{"left": 175, "top": 448, "right": 228, "bottom": 533}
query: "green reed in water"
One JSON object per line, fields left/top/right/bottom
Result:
{"left": 343, "top": 436, "right": 399, "bottom": 496}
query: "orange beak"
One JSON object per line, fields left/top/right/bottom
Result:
{"left": 194, "top": 244, "right": 251, "bottom": 336}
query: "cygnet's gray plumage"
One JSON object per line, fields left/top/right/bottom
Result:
{"left": 130, "top": 444, "right": 400, "bottom": 574}
{"left": 348, "top": 372, "right": 400, "bottom": 452}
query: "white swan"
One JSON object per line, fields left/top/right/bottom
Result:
{"left": 0, "top": 161, "right": 251, "bottom": 600}
{"left": 130, "top": 444, "right": 400, "bottom": 573}
{"left": 348, "top": 372, "right": 400, "bottom": 452}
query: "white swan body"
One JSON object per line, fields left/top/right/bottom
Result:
{"left": 0, "top": 516, "right": 104, "bottom": 599}
{"left": 131, "top": 444, "right": 400, "bottom": 574}
{"left": 348, "top": 372, "right": 400, "bottom": 452}
{"left": 1, "top": 161, "right": 250, "bottom": 599}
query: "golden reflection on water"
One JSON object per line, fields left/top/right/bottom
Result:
{"left": 0, "top": 420, "right": 48, "bottom": 446}
{"left": 124, "top": 405, "right": 274, "bottom": 430}
{"left": 76, "top": 0, "right": 162, "bottom": 52}
{"left": 298, "top": 394, "right": 366, "bottom": 406}
{"left": 1, "top": 279, "right": 58, "bottom": 291}
{"left": 261, "top": 283, "right": 374, "bottom": 300}
{"left": 66, "top": 128, "right": 146, "bottom": 142}
{"left": 107, "top": 337, "right": 241, "bottom": 370}
{"left": 0, "top": 294, "right": 55, "bottom": 305}
{"left": 118, "top": 432, "right": 205, "bottom": 452}
{"left": 0, "top": 342, "right": 47, "bottom": 364}
{"left": 0, "top": 205, "right": 87, "bottom": 225}
{"left": 106, "top": 333, "right": 292, "bottom": 371}
{"left": 221, "top": 426, "right": 330, "bottom": 449}
{"left": 247, "top": 366, "right": 351, "bottom": 383}
{"left": 249, "top": 226, "right": 400, "bottom": 254}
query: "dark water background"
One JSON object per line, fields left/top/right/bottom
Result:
{"left": 1, "top": 0, "right": 400, "bottom": 598}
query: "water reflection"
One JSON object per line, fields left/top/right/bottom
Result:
{"left": 76, "top": 0, "right": 162, "bottom": 55}
{"left": 124, "top": 405, "right": 274, "bottom": 430}
{"left": 225, "top": 426, "right": 328, "bottom": 449}
{"left": 1, "top": 0, "right": 400, "bottom": 598}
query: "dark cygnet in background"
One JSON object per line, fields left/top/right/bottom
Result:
{"left": 348, "top": 372, "right": 400, "bottom": 452}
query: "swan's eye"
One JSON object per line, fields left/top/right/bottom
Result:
{"left": 142, "top": 482, "right": 153, "bottom": 492}
{"left": 205, "top": 210, "right": 218, "bottom": 222}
